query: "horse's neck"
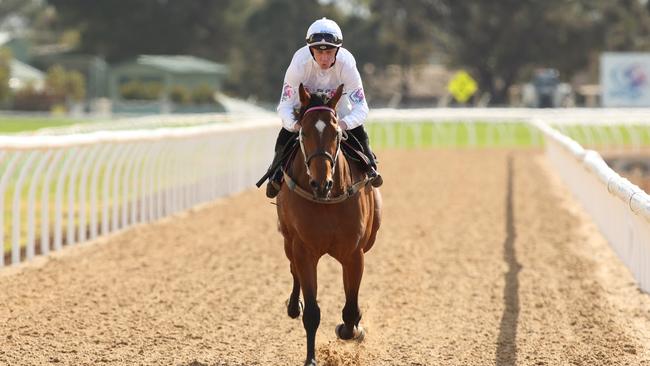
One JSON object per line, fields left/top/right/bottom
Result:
{"left": 291, "top": 151, "right": 353, "bottom": 195}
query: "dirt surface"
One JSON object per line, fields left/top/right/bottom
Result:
{"left": 1, "top": 149, "right": 650, "bottom": 366}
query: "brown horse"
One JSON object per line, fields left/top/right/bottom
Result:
{"left": 276, "top": 83, "right": 382, "bottom": 366}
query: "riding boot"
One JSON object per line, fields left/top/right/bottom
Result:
{"left": 348, "top": 125, "right": 383, "bottom": 187}
{"left": 266, "top": 128, "right": 297, "bottom": 198}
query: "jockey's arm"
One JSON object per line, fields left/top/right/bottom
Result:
{"left": 277, "top": 85, "right": 299, "bottom": 131}
{"left": 339, "top": 61, "right": 369, "bottom": 130}
{"left": 277, "top": 56, "right": 303, "bottom": 132}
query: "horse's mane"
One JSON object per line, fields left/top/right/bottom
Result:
{"left": 294, "top": 92, "right": 331, "bottom": 121}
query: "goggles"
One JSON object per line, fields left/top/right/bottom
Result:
{"left": 306, "top": 33, "right": 342, "bottom": 46}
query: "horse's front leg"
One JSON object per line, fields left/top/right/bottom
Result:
{"left": 336, "top": 250, "right": 365, "bottom": 341}
{"left": 287, "top": 262, "right": 302, "bottom": 318}
{"left": 284, "top": 238, "right": 302, "bottom": 319}
{"left": 292, "top": 241, "right": 320, "bottom": 366}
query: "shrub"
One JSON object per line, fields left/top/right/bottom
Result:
{"left": 12, "top": 84, "right": 60, "bottom": 111}
{"left": 170, "top": 85, "right": 191, "bottom": 104}
{"left": 191, "top": 84, "right": 215, "bottom": 104}
{"left": 45, "top": 65, "right": 86, "bottom": 102}
{"left": 119, "top": 80, "right": 163, "bottom": 100}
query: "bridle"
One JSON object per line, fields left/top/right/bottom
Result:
{"left": 298, "top": 106, "right": 345, "bottom": 178}
{"left": 284, "top": 104, "right": 372, "bottom": 204}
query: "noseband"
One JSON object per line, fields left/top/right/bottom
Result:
{"left": 299, "top": 106, "right": 344, "bottom": 177}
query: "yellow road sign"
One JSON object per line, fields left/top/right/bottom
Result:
{"left": 448, "top": 70, "right": 478, "bottom": 103}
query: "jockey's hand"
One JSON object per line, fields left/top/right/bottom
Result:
{"left": 291, "top": 121, "right": 301, "bottom": 132}
{"left": 339, "top": 120, "right": 348, "bottom": 130}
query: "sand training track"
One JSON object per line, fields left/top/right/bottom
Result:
{"left": 1, "top": 149, "right": 650, "bottom": 366}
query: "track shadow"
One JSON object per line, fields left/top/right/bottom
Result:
{"left": 495, "top": 154, "right": 522, "bottom": 366}
{"left": 180, "top": 361, "right": 249, "bottom": 366}
{"left": 182, "top": 362, "right": 208, "bottom": 366}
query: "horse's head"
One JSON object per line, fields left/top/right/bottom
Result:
{"left": 296, "top": 83, "right": 344, "bottom": 199}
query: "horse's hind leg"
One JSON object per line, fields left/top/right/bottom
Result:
{"left": 336, "top": 250, "right": 365, "bottom": 341}
{"left": 284, "top": 238, "right": 302, "bottom": 319}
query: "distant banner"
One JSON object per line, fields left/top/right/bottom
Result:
{"left": 601, "top": 53, "right": 650, "bottom": 107}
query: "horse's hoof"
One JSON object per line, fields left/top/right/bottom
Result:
{"left": 286, "top": 298, "right": 303, "bottom": 319}
{"left": 304, "top": 358, "right": 317, "bottom": 366}
{"left": 335, "top": 323, "right": 365, "bottom": 341}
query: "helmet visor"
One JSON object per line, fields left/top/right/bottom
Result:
{"left": 306, "top": 32, "right": 342, "bottom": 46}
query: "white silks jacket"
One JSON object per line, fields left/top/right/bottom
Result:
{"left": 277, "top": 45, "right": 369, "bottom": 132}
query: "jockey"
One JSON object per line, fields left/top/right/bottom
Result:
{"left": 263, "top": 17, "right": 382, "bottom": 198}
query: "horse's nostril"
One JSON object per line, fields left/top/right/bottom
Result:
{"left": 310, "top": 180, "right": 319, "bottom": 190}
{"left": 326, "top": 180, "right": 333, "bottom": 190}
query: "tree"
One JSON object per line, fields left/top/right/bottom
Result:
{"left": 423, "top": 1, "right": 605, "bottom": 104}
{"left": 345, "top": 0, "right": 436, "bottom": 106}
{"left": 0, "top": 0, "right": 44, "bottom": 33}
{"left": 48, "top": 0, "right": 247, "bottom": 62}
{"left": 45, "top": 64, "right": 86, "bottom": 102}
{"left": 226, "top": 0, "right": 340, "bottom": 102}
{"left": 45, "top": 0, "right": 650, "bottom": 106}
{"left": 598, "top": 0, "right": 650, "bottom": 51}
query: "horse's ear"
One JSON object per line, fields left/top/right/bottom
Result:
{"left": 328, "top": 84, "right": 344, "bottom": 108}
{"left": 299, "top": 83, "right": 310, "bottom": 106}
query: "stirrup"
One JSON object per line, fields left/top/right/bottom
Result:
{"left": 367, "top": 168, "right": 383, "bottom": 187}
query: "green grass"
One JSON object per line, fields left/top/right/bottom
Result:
{"left": 367, "top": 121, "right": 541, "bottom": 148}
{"left": 553, "top": 124, "right": 650, "bottom": 148}
{"left": 0, "top": 116, "right": 82, "bottom": 134}
{"left": 366, "top": 121, "right": 650, "bottom": 149}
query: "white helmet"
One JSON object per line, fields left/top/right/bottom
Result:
{"left": 306, "top": 17, "right": 343, "bottom": 49}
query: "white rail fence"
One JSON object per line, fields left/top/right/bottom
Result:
{"left": 23, "top": 112, "right": 276, "bottom": 136}
{"left": 533, "top": 119, "right": 650, "bottom": 293}
{"left": 2, "top": 108, "right": 650, "bottom": 295}
{"left": 0, "top": 119, "right": 276, "bottom": 267}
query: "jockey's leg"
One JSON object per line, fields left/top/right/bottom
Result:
{"left": 266, "top": 127, "right": 298, "bottom": 198}
{"left": 348, "top": 125, "right": 383, "bottom": 187}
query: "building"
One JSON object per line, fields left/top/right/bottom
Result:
{"left": 109, "top": 55, "right": 229, "bottom": 114}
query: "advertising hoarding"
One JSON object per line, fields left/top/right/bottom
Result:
{"left": 601, "top": 52, "right": 650, "bottom": 107}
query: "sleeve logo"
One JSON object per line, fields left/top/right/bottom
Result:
{"left": 349, "top": 88, "right": 365, "bottom": 104}
{"left": 281, "top": 83, "right": 294, "bottom": 102}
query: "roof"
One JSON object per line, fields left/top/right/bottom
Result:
{"left": 11, "top": 59, "right": 44, "bottom": 81}
{"left": 0, "top": 32, "right": 10, "bottom": 46}
{"left": 133, "top": 55, "right": 228, "bottom": 74}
